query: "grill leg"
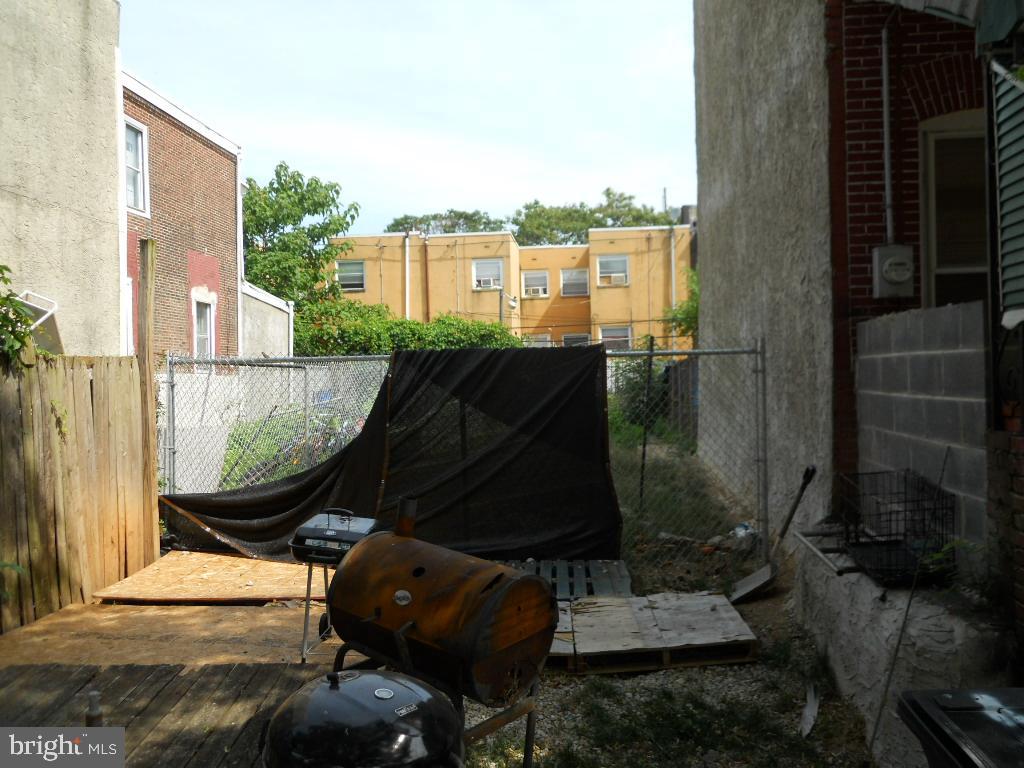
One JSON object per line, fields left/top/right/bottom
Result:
{"left": 300, "top": 563, "right": 313, "bottom": 663}
{"left": 321, "top": 566, "right": 332, "bottom": 638}
{"left": 522, "top": 682, "right": 538, "bottom": 768}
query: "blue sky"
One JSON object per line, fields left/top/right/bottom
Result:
{"left": 120, "top": 1, "right": 695, "bottom": 234}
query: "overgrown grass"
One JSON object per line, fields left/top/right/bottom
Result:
{"left": 465, "top": 677, "right": 845, "bottom": 768}
{"left": 608, "top": 400, "right": 756, "bottom": 594}
{"left": 219, "top": 409, "right": 359, "bottom": 490}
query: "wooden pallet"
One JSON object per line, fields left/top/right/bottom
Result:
{"left": 0, "top": 662, "right": 323, "bottom": 767}
{"left": 545, "top": 592, "right": 758, "bottom": 673}
{"left": 505, "top": 559, "right": 632, "bottom": 600}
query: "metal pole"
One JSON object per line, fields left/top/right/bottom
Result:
{"left": 167, "top": 353, "right": 177, "bottom": 494}
{"left": 498, "top": 291, "right": 503, "bottom": 324}
{"left": 303, "top": 365, "right": 310, "bottom": 467}
{"left": 639, "top": 336, "right": 655, "bottom": 514}
{"left": 756, "top": 337, "right": 770, "bottom": 563}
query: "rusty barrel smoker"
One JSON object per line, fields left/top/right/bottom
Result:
{"left": 327, "top": 511, "right": 558, "bottom": 709}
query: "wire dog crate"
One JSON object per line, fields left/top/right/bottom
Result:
{"left": 838, "top": 470, "right": 955, "bottom": 586}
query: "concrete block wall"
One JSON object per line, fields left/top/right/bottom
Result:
{"left": 856, "top": 302, "right": 987, "bottom": 544}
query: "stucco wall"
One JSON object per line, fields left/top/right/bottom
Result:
{"left": 693, "top": 0, "right": 834, "bottom": 527}
{"left": 0, "top": 0, "right": 121, "bottom": 355}
{"left": 242, "top": 289, "right": 292, "bottom": 357}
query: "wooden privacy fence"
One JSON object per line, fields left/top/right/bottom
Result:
{"left": 0, "top": 350, "right": 159, "bottom": 634}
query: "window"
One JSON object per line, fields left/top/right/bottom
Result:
{"left": 335, "top": 260, "right": 366, "bottom": 291}
{"left": 195, "top": 301, "right": 213, "bottom": 359}
{"left": 473, "top": 259, "right": 503, "bottom": 289}
{"left": 125, "top": 119, "right": 149, "bottom": 215}
{"left": 561, "top": 268, "right": 589, "bottom": 297}
{"left": 601, "top": 325, "right": 631, "bottom": 350}
{"left": 562, "top": 333, "right": 591, "bottom": 347}
{"left": 524, "top": 333, "right": 552, "bottom": 348}
{"left": 597, "top": 255, "right": 629, "bottom": 287}
{"left": 522, "top": 270, "right": 549, "bottom": 298}
{"left": 923, "top": 111, "right": 987, "bottom": 307}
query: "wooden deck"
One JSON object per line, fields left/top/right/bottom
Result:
{"left": 0, "top": 662, "right": 322, "bottom": 767}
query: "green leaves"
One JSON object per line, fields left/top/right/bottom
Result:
{"left": 664, "top": 268, "right": 699, "bottom": 339}
{"left": 387, "top": 188, "right": 678, "bottom": 246}
{"left": 243, "top": 162, "right": 359, "bottom": 306}
{"left": 0, "top": 264, "right": 32, "bottom": 375}
{"left": 293, "top": 299, "right": 522, "bottom": 356}
{"left": 385, "top": 209, "right": 507, "bottom": 235}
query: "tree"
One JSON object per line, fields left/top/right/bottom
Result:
{"left": 509, "top": 188, "right": 677, "bottom": 245}
{"left": 384, "top": 209, "right": 507, "bottom": 235}
{"left": 0, "top": 264, "right": 32, "bottom": 374}
{"left": 665, "top": 268, "right": 699, "bottom": 340}
{"left": 243, "top": 162, "right": 359, "bottom": 306}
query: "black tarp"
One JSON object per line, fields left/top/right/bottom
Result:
{"left": 162, "top": 346, "right": 622, "bottom": 561}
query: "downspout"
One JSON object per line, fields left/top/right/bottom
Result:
{"left": 235, "top": 147, "right": 245, "bottom": 356}
{"left": 669, "top": 226, "right": 677, "bottom": 348}
{"left": 423, "top": 233, "right": 431, "bottom": 320}
{"left": 377, "top": 242, "right": 384, "bottom": 304}
{"left": 455, "top": 239, "right": 461, "bottom": 314}
{"left": 403, "top": 231, "right": 412, "bottom": 320}
{"left": 882, "top": 13, "right": 896, "bottom": 245}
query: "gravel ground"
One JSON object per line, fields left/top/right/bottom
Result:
{"left": 464, "top": 567, "right": 875, "bottom": 768}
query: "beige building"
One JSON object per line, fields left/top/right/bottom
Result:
{"left": 333, "top": 226, "right": 693, "bottom": 348}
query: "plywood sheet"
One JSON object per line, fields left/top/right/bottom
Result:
{"left": 0, "top": 603, "right": 345, "bottom": 666}
{"left": 93, "top": 551, "right": 326, "bottom": 603}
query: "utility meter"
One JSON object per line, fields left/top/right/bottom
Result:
{"left": 872, "top": 244, "right": 914, "bottom": 298}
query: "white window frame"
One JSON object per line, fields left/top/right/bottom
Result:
{"left": 472, "top": 258, "right": 503, "bottom": 290}
{"left": 600, "top": 325, "right": 631, "bottom": 350}
{"left": 524, "top": 333, "right": 553, "bottom": 348}
{"left": 562, "top": 333, "right": 591, "bottom": 347}
{"left": 124, "top": 116, "right": 151, "bottom": 217}
{"left": 521, "top": 270, "right": 549, "bottom": 298}
{"left": 560, "top": 268, "right": 589, "bottom": 297}
{"left": 335, "top": 260, "right": 366, "bottom": 292}
{"left": 597, "top": 255, "right": 629, "bottom": 287}
{"left": 193, "top": 298, "right": 216, "bottom": 359}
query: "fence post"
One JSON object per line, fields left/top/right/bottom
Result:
{"left": 137, "top": 239, "right": 159, "bottom": 563}
{"left": 638, "top": 336, "right": 655, "bottom": 514}
{"left": 167, "top": 353, "right": 177, "bottom": 494}
{"left": 755, "top": 337, "right": 770, "bottom": 563}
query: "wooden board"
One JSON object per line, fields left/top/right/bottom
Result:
{"left": 568, "top": 592, "right": 758, "bottom": 673}
{"left": 0, "top": 663, "right": 324, "bottom": 768}
{"left": 93, "top": 551, "right": 327, "bottom": 603}
{"left": 0, "top": 603, "right": 345, "bottom": 666}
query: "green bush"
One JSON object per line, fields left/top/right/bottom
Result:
{"left": 294, "top": 298, "right": 522, "bottom": 356}
{"left": 0, "top": 265, "right": 31, "bottom": 374}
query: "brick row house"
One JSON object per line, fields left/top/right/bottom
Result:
{"left": 121, "top": 73, "right": 241, "bottom": 358}
{"left": 120, "top": 73, "right": 292, "bottom": 359}
{"left": 694, "top": 0, "right": 1024, "bottom": 764}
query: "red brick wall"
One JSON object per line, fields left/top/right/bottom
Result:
{"left": 829, "top": 1, "right": 984, "bottom": 473}
{"left": 124, "top": 89, "right": 239, "bottom": 357}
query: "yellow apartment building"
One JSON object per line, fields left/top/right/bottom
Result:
{"left": 331, "top": 225, "right": 693, "bottom": 348}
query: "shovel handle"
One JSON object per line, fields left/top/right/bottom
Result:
{"left": 769, "top": 465, "right": 817, "bottom": 561}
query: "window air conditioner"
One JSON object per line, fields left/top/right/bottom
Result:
{"left": 525, "top": 286, "right": 545, "bottom": 297}
{"left": 610, "top": 273, "right": 627, "bottom": 286}
{"left": 477, "top": 277, "right": 495, "bottom": 288}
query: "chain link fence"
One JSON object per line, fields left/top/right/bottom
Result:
{"left": 606, "top": 344, "right": 766, "bottom": 593}
{"left": 160, "top": 344, "right": 766, "bottom": 592}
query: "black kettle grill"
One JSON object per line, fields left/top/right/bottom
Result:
{"left": 262, "top": 670, "right": 464, "bottom": 768}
